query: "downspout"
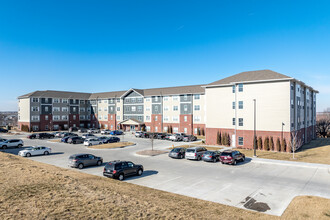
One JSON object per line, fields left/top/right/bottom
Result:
{"left": 234, "top": 84, "right": 237, "bottom": 148}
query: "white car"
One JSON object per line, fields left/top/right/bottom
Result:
{"left": 18, "top": 146, "right": 52, "bottom": 157}
{"left": 84, "top": 138, "right": 103, "bottom": 146}
{"left": 101, "top": 129, "right": 111, "bottom": 135}
{"left": 0, "top": 139, "right": 24, "bottom": 149}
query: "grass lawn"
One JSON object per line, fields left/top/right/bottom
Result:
{"left": 88, "top": 141, "right": 135, "bottom": 149}
{"left": 0, "top": 152, "right": 329, "bottom": 219}
{"left": 236, "top": 138, "right": 330, "bottom": 165}
{"left": 48, "top": 139, "right": 61, "bottom": 143}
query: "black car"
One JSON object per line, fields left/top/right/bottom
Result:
{"left": 78, "top": 128, "right": 87, "bottom": 133}
{"left": 103, "top": 161, "right": 143, "bottom": 181}
{"left": 183, "top": 135, "right": 197, "bottom": 142}
{"left": 68, "top": 154, "right": 103, "bottom": 169}
{"left": 202, "top": 150, "right": 221, "bottom": 162}
{"left": 36, "top": 133, "right": 55, "bottom": 139}
{"left": 168, "top": 147, "right": 186, "bottom": 159}
{"left": 0, "top": 128, "right": 8, "bottom": 133}
{"left": 141, "top": 132, "right": 150, "bottom": 138}
{"left": 156, "top": 133, "right": 167, "bottom": 139}
{"left": 27, "top": 134, "right": 37, "bottom": 139}
{"left": 68, "top": 136, "right": 85, "bottom": 144}
{"left": 106, "top": 137, "right": 120, "bottom": 143}
{"left": 63, "top": 132, "right": 78, "bottom": 137}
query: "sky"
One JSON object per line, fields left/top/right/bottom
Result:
{"left": 0, "top": 0, "right": 329, "bottom": 111}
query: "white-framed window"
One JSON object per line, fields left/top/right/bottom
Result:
{"left": 80, "top": 115, "right": 85, "bottom": 120}
{"left": 32, "top": 98, "right": 39, "bottom": 102}
{"left": 32, "top": 125, "right": 39, "bottom": 131}
{"left": 73, "top": 107, "right": 77, "bottom": 112}
{"left": 116, "top": 98, "right": 120, "bottom": 103}
{"left": 137, "top": 97, "right": 143, "bottom": 103}
{"left": 183, "top": 94, "right": 188, "bottom": 101}
{"left": 238, "top": 137, "right": 244, "bottom": 145}
{"left": 80, "top": 100, "right": 85, "bottom": 104}
{"left": 104, "top": 115, "right": 108, "bottom": 120}
{"left": 53, "top": 98, "right": 59, "bottom": 103}
{"left": 238, "top": 84, "right": 243, "bottom": 92}
{"left": 53, "top": 115, "right": 60, "bottom": 121}
{"left": 194, "top": 105, "right": 200, "bottom": 111}
{"left": 173, "top": 106, "right": 178, "bottom": 111}
{"left": 194, "top": 116, "right": 201, "bottom": 122}
{"left": 173, "top": 116, "right": 179, "bottom": 122}
{"left": 45, "top": 106, "right": 49, "bottom": 112}
{"left": 104, "top": 107, "right": 108, "bottom": 112}
{"left": 163, "top": 96, "right": 169, "bottom": 101}
{"left": 117, "top": 107, "right": 120, "bottom": 111}
{"left": 98, "top": 100, "right": 102, "bottom": 103}
{"left": 155, "top": 116, "right": 158, "bottom": 121}
{"left": 145, "top": 97, "right": 151, "bottom": 102}
{"left": 146, "top": 126, "right": 151, "bottom": 131}
{"left": 86, "top": 115, "right": 91, "bottom": 120}
{"left": 173, "top": 96, "right": 179, "bottom": 101}
{"left": 62, "top": 115, "right": 68, "bottom": 120}
{"left": 239, "top": 101, "right": 243, "bottom": 109}
{"left": 110, "top": 125, "right": 113, "bottom": 129}
{"left": 155, "top": 126, "right": 158, "bottom": 132}
{"left": 184, "top": 128, "right": 187, "bottom": 133}
{"left": 173, "top": 127, "right": 179, "bottom": 133}
{"left": 104, "top": 124, "right": 108, "bottom": 128}
{"left": 109, "top": 99, "right": 114, "bottom": 104}
{"left": 194, "top": 94, "right": 200, "bottom": 100}
{"left": 31, "top": 106, "right": 39, "bottom": 112}
{"left": 164, "top": 127, "right": 168, "bottom": 132}
{"left": 62, "top": 99, "right": 68, "bottom": 103}
{"left": 164, "top": 116, "right": 169, "bottom": 121}
{"left": 53, "top": 107, "right": 60, "bottom": 112}
{"left": 109, "top": 106, "right": 113, "bottom": 112}
{"left": 80, "top": 108, "right": 85, "bottom": 112}
{"left": 164, "top": 106, "right": 169, "bottom": 111}
{"left": 239, "top": 118, "right": 243, "bottom": 126}
{"left": 45, "top": 115, "right": 49, "bottom": 120}
{"left": 138, "top": 106, "right": 143, "bottom": 112}
{"left": 73, "top": 115, "right": 77, "bottom": 120}
{"left": 232, "top": 102, "right": 235, "bottom": 109}
{"left": 98, "top": 115, "right": 102, "bottom": 120}
{"left": 184, "top": 116, "right": 187, "bottom": 122}
{"left": 103, "top": 99, "right": 108, "bottom": 104}
{"left": 194, "top": 128, "right": 198, "bottom": 134}
{"left": 155, "top": 106, "right": 159, "bottom": 112}
{"left": 132, "top": 106, "right": 136, "bottom": 112}
{"left": 184, "top": 105, "right": 188, "bottom": 112}
{"left": 31, "top": 115, "right": 39, "bottom": 121}
{"left": 116, "top": 115, "right": 120, "bottom": 120}
{"left": 87, "top": 107, "right": 91, "bottom": 112}
{"left": 145, "top": 107, "right": 151, "bottom": 111}
{"left": 62, "top": 107, "right": 68, "bottom": 112}
{"left": 146, "top": 116, "right": 151, "bottom": 121}
{"left": 98, "top": 108, "right": 102, "bottom": 112}
{"left": 232, "top": 85, "right": 236, "bottom": 93}
{"left": 154, "top": 96, "right": 159, "bottom": 102}
{"left": 232, "top": 118, "right": 235, "bottom": 125}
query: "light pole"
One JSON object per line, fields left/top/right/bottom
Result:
{"left": 253, "top": 99, "right": 257, "bottom": 157}
{"left": 281, "top": 122, "right": 285, "bottom": 141}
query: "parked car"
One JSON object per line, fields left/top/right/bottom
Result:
{"left": 0, "top": 128, "right": 8, "bottom": 133}
{"left": 62, "top": 132, "right": 78, "bottom": 138}
{"left": 103, "top": 160, "right": 143, "bottom": 181}
{"left": 87, "top": 128, "right": 100, "bottom": 133}
{"left": 110, "top": 130, "right": 123, "bottom": 135}
{"left": 78, "top": 128, "right": 87, "bottom": 133}
{"left": 105, "top": 137, "right": 120, "bottom": 143}
{"left": 168, "top": 147, "right": 186, "bottom": 159}
{"left": 156, "top": 133, "right": 167, "bottom": 139}
{"left": 202, "top": 150, "right": 221, "bottom": 163}
{"left": 27, "top": 134, "right": 37, "bottom": 139}
{"left": 36, "top": 133, "right": 55, "bottom": 139}
{"left": 82, "top": 133, "right": 96, "bottom": 139}
{"left": 135, "top": 131, "right": 143, "bottom": 137}
{"left": 101, "top": 129, "right": 111, "bottom": 135}
{"left": 220, "top": 150, "right": 245, "bottom": 165}
{"left": 68, "top": 153, "right": 103, "bottom": 169}
{"left": 55, "top": 132, "right": 65, "bottom": 138}
{"left": 98, "top": 136, "right": 110, "bottom": 143}
{"left": 169, "top": 133, "right": 184, "bottom": 142}
{"left": 0, "top": 138, "right": 7, "bottom": 142}
{"left": 18, "top": 146, "right": 52, "bottom": 157}
{"left": 183, "top": 135, "right": 197, "bottom": 142}
{"left": 84, "top": 138, "right": 103, "bottom": 146}
{"left": 164, "top": 134, "right": 172, "bottom": 140}
{"left": 185, "top": 146, "right": 207, "bottom": 160}
{"left": 61, "top": 136, "right": 73, "bottom": 143}
{"left": 67, "top": 136, "right": 85, "bottom": 144}
{"left": 141, "top": 132, "right": 150, "bottom": 138}
{"left": 0, "top": 139, "right": 24, "bottom": 149}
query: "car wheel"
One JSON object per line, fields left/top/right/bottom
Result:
{"left": 213, "top": 158, "right": 216, "bottom": 163}
{"left": 221, "top": 161, "right": 224, "bottom": 164}
{"left": 73, "top": 141, "right": 76, "bottom": 144}
{"left": 180, "top": 154, "right": 184, "bottom": 159}
{"left": 118, "top": 173, "right": 124, "bottom": 181}
{"left": 2, "top": 145, "right": 7, "bottom": 149}
{"left": 17, "top": 144, "right": 23, "bottom": 148}
{"left": 26, "top": 153, "right": 31, "bottom": 157}
{"left": 242, "top": 156, "right": 245, "bottom": 162}
{"left": 44, "top": 151, "right": 49, "bottom": 155}
{"left": 137, "top": 169, "right": 143, "bottom": 176}
{"left": 197, "top": 156, "right": 201, "bottom": 161}
{"left": 97, "top": 160, "right": 102, "bottom": 166}
{"left": 88, "top": 143, "right": 92, "bottom": 146}
{"left": 78, "top": 163, "right": 84, "bottom": 169}
{"left": 232, "top": 160, "right": 237, "bottom": 165}
{"left": 99, "top": 142, "right": 102, "bottom": 145}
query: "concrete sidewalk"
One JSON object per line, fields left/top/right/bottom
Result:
{"left": 249, "top": 157, "right": 330, "bottom": 169}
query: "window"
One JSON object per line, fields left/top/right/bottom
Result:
{"left": 45, "top": 115, "right": 49, "bottom": 120}
{"left": 53, "top": 98, "right": 59, "bottom": 103}
{"left": 53, "top": 115, "right": 60, "bottom": 121}
{"left": 62, "top": 115, "right": 68, "bottom": 120}
{"left": 80, "top": 100, "right": 85, "bottom": 104}
{"left": 31, "top": 115, "right": 39, "bottom": 121}
{"left": 146, "top": 116, "right": 151, "bottom": 121}
{"left": 62, "top": 107, "right": 68, "bottom": 112}
{"left": 86, "top": 115, "right": 91, "bottom": 120}
{"left": 98, "top": 108, "right": 102, "bottom": 112}
{"left": 45, "top": 106, "right": 49, "bottom": 112}
{"left": 184, "top": 116, "right": 187, "bottom": 122}
{"left": 104, "top": 115, "right": 108, "bottom": 120}
{"left": 145, "top": 97, "right": 151, "bottom": 102}
{"left": 117, "top": 107, "right": 120, "bottom": 111}
{"left": 132, "top": 106, "right": 136, "bottom": 112}
{"left": 239, "top": 101, "right": 243, "bottom": 109}
{"left": 116, "top": 98, "right": 120, "bottom": 103}
{"left": 194, "top": 128, "right": 198, "bottom": 134}
{"left": 80, "top": 115, "right": 85, "bottom": 120}
{"left": 131, "top": 98, "right": 136, "bottom": 103}
{"left": 155, "top": 106, "right": 159, "bottom": 112}
{"left": 146, "top": 126, "right": 151, "bottom": 131}
{"left": 183, "top": 94, "right": 188, "bottom": 101}
{"left": 164, "top": 127, "right": 168, "bottom": 132}
{"left": 173, "top": 106, "right": 178, "bottom": 111}
{"left": 31, "top": 106, "right": 39, "bottom": 112}
{"left": 194, "top": 116, "right": 201, "bottom": 122}
{"left": 232, "top": 102, "right": 235, "bottom": 109}
{"left": 154, "top": 96, "right": 158, "bottom": 102}
{"left": 98, "top": 100, "right": 102, "bottom": 103}
{"left": 184, "top": 128, "right": 187, "bottom": 133}
{"left": 232, "top": 118, "right": 235, "bottom": 125}
{"left": 62, "top": 99, "right": 68, "bottom": 103}
{"left": 98, "top": 115, "right": 102, "bottom": 120}
{"left": 164, "top": 96, "right": 169, "bottom": 101}
{"left": 194, "top": 105, "right": 200, "bottom": 111}
{"left": 184, "top": 105, "right": 188, "bottom": 112}
{"left": 238, "top": 84, "right": 243, "bottom": 92}
{"left": 194, "top": 94, "right": 200, "bottom": 100}
{"left": 232, "top": 85, "right": 235, "bottom": 93}
{"left": 53, "top": 107, "right": 60, "bottom": 112}
{"left": 164, "top": 106, "right": 169, "bottom": 111}
{"left": 137, "top": 98, "right": 143, "bottom": 103}
{"left": 72, "top": 107, "right": 77, "bottom": 112}
{"left": 32, "top": 98, "right": 39, "bottom": 102}
{"left": 80, "top": 108, "right": 85, "bottom": 112}
{"left": 173, "top": 127, "right": 179, "bottom": 133}
{"left": 110, "top": 115, "right": 112, "bottom": 120}
{"left": 238, "top": 137, "right": 244, "bottom": 146}
{"left": 103, "top": 100, "right": 108, "bottom": 104}
{"left": 146, "top": 107, "right": 150, "bottom": 111}
{"left": 155, "top": 116, "right": 158, "bottom": 121}
{"left": 164, "top": 116, "right": 169, "bottom": 121}
{"left": 73, "top": 115, "right": 76, "bottom": 120}
{"left": 116, "top": 115, "right": 120, "bottom": 120}
{"left": 239, "top": 118, "right": 243, "bottom": 126}
{"left": 137, "top": 116, "right": 143, "bottom": 121}
{"left": 173, "top": 96, "right": 179, "bottom": 101}
{"left": 138, "top": 106, "right": 142, "bottom": 112}
{"left": 173, "top": 116, "right": 179, "bottom": 122}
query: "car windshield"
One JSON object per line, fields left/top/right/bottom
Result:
{"left": 186, "top": 149, "right": 195, "bottom": 153}
{"left": 221, "top": 152, "right": 232, "bottom": 156}
{"left": 25, "top": 147, "right": 34, "bottom": 150}
{"left": 204, "top": 151, "right": 213, "bottom": 155}
{"left": 172, "top": 148, "right": 181, "bottom": 152}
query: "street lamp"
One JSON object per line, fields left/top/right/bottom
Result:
{"left": 253, "top": 99, "right": 257, "bottom": 157}
{"left": 281, "top": 122, "right": 285, "bottom": 141}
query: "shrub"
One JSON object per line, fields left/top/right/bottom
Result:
{"left": 270, "top": 137, "right": 274, "bottom": 151}
{"left": 201, "top": 128, "right": 205, "bottom": 136}
{"left": 253, "top": 136, "right": 257, "bottom": 149}
{"left": 276, "top": 138, "right": 281, "bottom": 152}
{"left": 227, "top": 133, "right": 231, "bottom": 146}
{"left": 216, "top": 131, "right": 220, "bottom": 145}
{"left": 257, "top": 137, "right": 263, "bottom": 150}
{"left": 264, "top": 136, "right": 270, "bottom": 151}
{"left": 223, "top": 133, "right": 228, "bottom": 146}
{"left": 21, "top": 124, "right": 29, "bottom": 132}
{"left": 197, "top": 127, "right": 201, "bottom": 136}
{"left": 282, "top": 138, "right": 287, "bottom": 152}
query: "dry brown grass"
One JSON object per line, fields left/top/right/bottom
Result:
{"left": 136, "top": 150, "right": 168, "bottom": 156}
{"left": 0, "top": 152, "right": 329, "bottom": 219}
{"left": 236, "top": 138, "right": 330, "bottom": 165}
{"left": 48, "top": 139, "right": 61, "bottom": 143}
{"left": 88, "top": 142, "right": 135, "bottom": 149}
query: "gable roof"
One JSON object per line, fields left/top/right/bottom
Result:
{"left": 18, "top": 90, "right": 91, "bottom": 99}
{"left": 207, "top": 70, "right": 292, "bottom": 87}
{"left": 89, "top": 90, "right": 126, "bottom": 99}
{"left": 143, "top": 84, "right": 205, "bottom": 96}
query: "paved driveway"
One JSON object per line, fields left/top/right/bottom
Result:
{"left": 1, "top": 132, "right": 330, "bottom": 216}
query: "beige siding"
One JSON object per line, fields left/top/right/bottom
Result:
{"left": 18, "top": 98, "right": 30, "bottom": 122}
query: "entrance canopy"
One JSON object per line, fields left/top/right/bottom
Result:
{"left": 119, "top": 118, "right": 144, "bottom": 126}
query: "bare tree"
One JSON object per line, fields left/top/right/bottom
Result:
{"left": 290, "top": 132, "right": 303, "bottom": 159}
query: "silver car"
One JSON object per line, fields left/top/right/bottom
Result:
{"left": 18, "top": 146, "right": 52, "bottom": 157}
{"left": 185, "top": 146, "right": 207, "bottom": 160}
{"left": 0, "top": 139, "right": 24, "bottom": 149}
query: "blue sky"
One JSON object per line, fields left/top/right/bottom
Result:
{"left": 0, "top": 0, "right": 329, "bottom": 111}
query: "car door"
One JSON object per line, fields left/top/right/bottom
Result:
{"left": 87, "top": 154, "right": 97, "bottom": 166}
{"left": 126, "top": 162, "right": 136, "bottom": 175}
{"left": 31, "top": 147, "right": 39, "bottom": 156}
{"left": 9, "top": 140, "right": 18, "bottom": 148}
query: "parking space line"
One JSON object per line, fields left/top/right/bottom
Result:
{"left": 151, "top": 176, "right": 182, "bottom": 187}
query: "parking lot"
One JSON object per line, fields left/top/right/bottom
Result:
{"left": 1, "top": 132, "right": 330, "bottom": 216}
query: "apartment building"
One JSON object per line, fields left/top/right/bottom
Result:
{"left": 18, "top": 70, "right": 317, "bottom": 150}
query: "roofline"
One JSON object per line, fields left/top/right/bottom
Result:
{"left": 203, "top": 78, "right": 294, "bottom": 88}
{"left": 120, "top": 88, "right": 144, "bottom": 98}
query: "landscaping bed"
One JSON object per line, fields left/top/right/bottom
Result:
{"left": 88, "top": 142, "right": 135, "bottom": 149}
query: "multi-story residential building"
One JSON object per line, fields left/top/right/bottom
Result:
{"left": 17, "top": 70, "right": 317, "bottom": 150}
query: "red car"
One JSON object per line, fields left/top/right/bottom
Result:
{"left": 220, "top": 150, "right": 245, "bottom": 165}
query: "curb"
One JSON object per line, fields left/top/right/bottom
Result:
{"left": 249, "top": 157, "right": 330, "bottom": 169}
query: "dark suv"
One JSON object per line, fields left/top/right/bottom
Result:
{"left": 68, "top": 154, "right": 103, "bottom": 169}
{"left": 36, "top": 133, "right": 55, "bottom": 139}
{"left": 68, "top": 136, "right": 85, "bottom": 144}
{"left": 103, "top": 161, "right": 143, "bottom": 181}
{"left": 220, "top": 150, "right": 245, "bottom": 165}
{"left": 168, "top": 147, "right": 186, "bottom": 159}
